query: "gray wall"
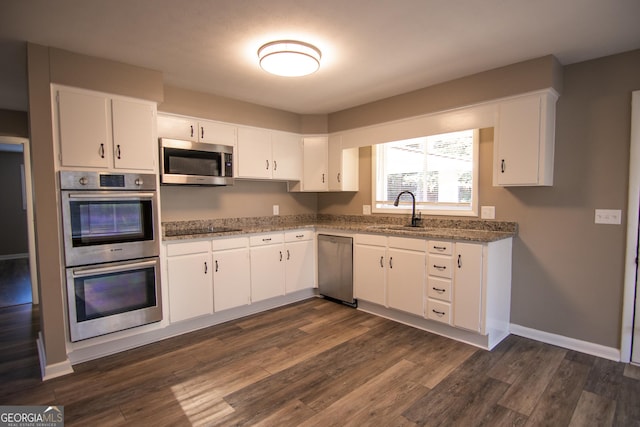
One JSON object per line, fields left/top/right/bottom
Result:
{"left": 319, "top": 49, "right": 640, "bottom": 349}
{"left": 0, "top": 151, "right": 28, "bottom": 256}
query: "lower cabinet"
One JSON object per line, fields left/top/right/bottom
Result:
{"left": 166, "top": 241, "right": 213, "bottom": 322}
{"left": 354, "top": 234, "right": 426, "bottom": 317}
{"left": 212, "top": 237, "right": 251, "bottom": 312}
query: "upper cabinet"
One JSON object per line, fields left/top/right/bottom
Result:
{"left": 493, "top": 89, "right": 558, "bottom": 186}
{"left": 236, "top": 127, "right": 302, "bottom": 181}
{"left": 54, "top": 86, "right": 157, "bottom": 172}
{"left": 328, "top": 135, "right": 359, "bottom": 192}
{"left": 302, "top": 136, "right": 329, "bottom": 191}
{"left": 157, "top": 114, "right": 236, "bottom": 146}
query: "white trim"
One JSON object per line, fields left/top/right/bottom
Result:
{"left": 622, "top": 90, "right": 640, "bottom": 363}
{"left": 37, "top": 332, "right": 74, "bottom": 381}
{"left": 0, "top": 253, "right": 29, "bottom": 261}
{"left": 510, "top": 323, "right": 620, "bottom": 362}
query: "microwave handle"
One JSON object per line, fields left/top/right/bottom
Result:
{"left": 67, "top": 192, "right": 156, "bottom": 200}
{"left": 71, "top": 259, "right": 158, "bottom": 278}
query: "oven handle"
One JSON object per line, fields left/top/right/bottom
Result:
{"left": 67, "top": 192, "right": 156, "bottom": 200}
{"left": 70, "top": 259, "right": 158, "bottom": 278}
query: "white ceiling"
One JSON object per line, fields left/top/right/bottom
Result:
{"left": 1, "top": 0, "right": 639, "bottom": 114}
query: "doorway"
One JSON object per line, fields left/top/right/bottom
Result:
{"left": 0, "top": 136, "right": 38, "bottom": 307}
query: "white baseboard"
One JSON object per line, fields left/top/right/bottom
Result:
{"left": 37, "top": 332, "right": 74, "bottom": 381}
{"left": 510, "top": 323, "right": 620, "bottom": 362}
{"left": 0, "top": 253, "right": 28, "bottom": 261}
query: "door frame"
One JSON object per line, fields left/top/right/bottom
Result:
{"left": 622, "top": 90, "right": 640, "bottom": 363}
{"left": 0, "top": 136, "right": 38, "bottom": 305}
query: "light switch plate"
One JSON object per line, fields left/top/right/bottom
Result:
{"left": 595, "top": 209, "right": 621, "bottom": 224}
{"left": 363, "top": 205, "right": 372, "bottom": 215}
{"left": 273, "top": 205, "right": 279, "bottom": 216}
{"left": 481, "top": 206, "right": 496, "bottom": 219}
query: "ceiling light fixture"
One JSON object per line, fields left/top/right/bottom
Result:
{"left": 258, "top": 40, "right": 321, "bottom": 77}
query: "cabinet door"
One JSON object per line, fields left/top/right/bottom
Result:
{"left": 285, "top": 239, "right": 315, "bottom": 293}
{"left": 167, "top": 253, "right": 213, "bottom": 322}
{"left": 250, "top": 244, "right": 285, "bottom": 302}
{"left": 111, "top": 99, "right": 156, "bottom": 171}
{"left": 495, "top": 95, "right": 542, "bottom": 185}
{"left": 328, "top": 136, "right": 359, "bottom": 191}
{"left": 57, "top": 90, "right": 110, "bottom": 168}
{"left": 237, "top": 127, "right": 272, "bottom": 179}
{"left": 198, "top": 120, "right": 236, "bottom": 146}
{"left": 387, "top": 248, "right": 425, "bottom": 316}
{"left": 213, "top": 248, "right": 251, "bottom": 311}
{"left": 354, "top": 244, "right": 386, "bottom": 306}
{"left": 453, "top": 243, "right": 483, "bottom": 332}
{"left": 272, "top": 131, "right": 302, "bottom": 181}
{"left": 157, "top": 114, "right": 198, "bottom": 141}
{"left": 302, "top": 136, "right": 328, "bottom": 191}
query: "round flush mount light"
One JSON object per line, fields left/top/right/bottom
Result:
{"left": 258, "top": 40, "right": 321, "bottom": 77}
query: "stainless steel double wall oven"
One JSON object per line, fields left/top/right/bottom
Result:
{"left": 60, "top": 171, "right": 162, "bottom": 342}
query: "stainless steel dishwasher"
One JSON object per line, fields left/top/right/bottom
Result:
{"left": 317, "top": 234, "right": 356, "bottom": 307}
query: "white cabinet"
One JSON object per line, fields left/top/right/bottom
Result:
{"left": 453, "top": 242, "right": 483, "bottom": 332}
{"left": 212, "top": 237, "right": 251, "bottom": 312}
{"left": 284, "top": 230, "right": 315, "bottom": 293}
{"left": 354, "top": 234, "right": 387, "bottom": 306}
{"left": 494, "top": 89, "right": 558, "bottom": 186}
{"left": 328, "top": 135, "right": 359, "bottom": 191}
{"left": 166, "top": 241, "right": 213, "bottom": 323}
{"left": 426, "top": 238, "right": 512, "bottom": 340}
{"left": 55, "top": 87, "right": 156, "bottom": 172}
{"left": 354, "top": 234, "right": 425, "bottom": 316}
{"left": 386, "top": 237, "right": 426, "bottom": 316}
{"left": 237, "top": 127, "right": 302, "bottom": 181}
{"left": 249, "top": 233, "right": 286, "bottom": 302}
{"left": 302, "top": 136, "right": 329, "bottom": 191}
{"left": 157, "top": 114, "right": 236, "bottom": 146}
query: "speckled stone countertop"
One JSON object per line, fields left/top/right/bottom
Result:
{"left": 163, "top": 214, "right": 517, "bottom": 243}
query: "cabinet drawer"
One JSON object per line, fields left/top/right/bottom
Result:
{"left": 250, "top": 233, "right": 284, "bottom": 246}
{"left": 427, "top": 277, "right": 452, "bottom": 302}
{"left": 285, "top": 229, "right": 313, "bottom": 242}
{"left": 428, "top": 255, "right": 453, "bottom": 278}
{"left": 388, "top": 236, "right": 426, "bottom": 252}
{"left": 166, "top": 240, "right": 210, "bottom": 257}
{"left": 212, "top": 236, "right": 249, "bottom": 251}
{"left": 428, "top": 240, "right": 453, "bottom": 255}
{"left": 427, "top": 299, "right": 452, "bottom": 325}
{"left": 355, "top": 233, "right": 387, "bottom": 246}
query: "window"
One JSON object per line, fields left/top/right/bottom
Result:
{"left": 372, "top": 129, "right": 478, "bottom": 216}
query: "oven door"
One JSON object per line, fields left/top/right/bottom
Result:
{"left": 66, "top": 257, "right": 162, "bottom": 342}
{"left": 61, "top": 190, "right": 158, "bottom": 266}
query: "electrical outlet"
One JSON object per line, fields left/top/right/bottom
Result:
{"left": 595, "top": 209, "right": 621, "bottom": 224}
{"left": 481, "top": 206, "right": 496, "bottom": 219}
{"left": 363, "top": 205, "right": 371, "bottom": 215}
{"left": 273, "top": 205, "right": 279, "bottom": 215}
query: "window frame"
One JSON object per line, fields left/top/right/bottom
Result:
{"left": 371, "top": 128, "right": 479, "bottom": 217}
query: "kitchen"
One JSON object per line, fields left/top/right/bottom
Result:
{"left": 1, "top": 1, "right": 640, "bottom": 424}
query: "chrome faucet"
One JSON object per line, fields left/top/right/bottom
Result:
{"left": 393, "top": 191, "right": 421, "bottom": 227}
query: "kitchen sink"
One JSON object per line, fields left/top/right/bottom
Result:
{"left": 366, "top": 224, "right": 432, "bottom": 232}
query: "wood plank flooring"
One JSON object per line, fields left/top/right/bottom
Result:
{"left": 2, "top": 298, "right": 639, "bottom": 426}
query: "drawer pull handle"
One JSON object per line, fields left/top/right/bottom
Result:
{"left": 432, "top": 309, "right": 445, "bottom": 317}
{"left": 262, "top": 238, "right": 272, "bottom": 242}
{"left": 380, "top": 256, "right": 384, "bottom": 268}
{"left": 279, "top": 251, "right": 283, "bottom": 262}
{"left": 215, "top": 260, "right": 219, "bottom": 272}
{"left": 433, "top": 246, "right": 447, "bottom": 251}
{"left": 204, "top": 261, "right": 208, "bottom": 274}
{"left": 296, "top": 234, "right": 304, "bottom": 238}
{"left": 432, "top": 287, "right": 446, "bottom": 293}
{"left": 433, "top": 265, "right": 447, "bottom": 270}
{"left": 389, "top": 257, "right": 393, "bottom": 269}
{"left": 458, "top": 254, "right": 462, "bottom": 268}
{"left": 190, "top": 125, "right": 194, "bottom": 137}
{"left": 287, "top": 249, "right": 290, "bottom": 260}
{"left": 201, "top": 126, "right": 204, "bottom": 140}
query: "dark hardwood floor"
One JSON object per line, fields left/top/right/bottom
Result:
{"left": 1, "top": 298, "right": 639, "bottom": 426}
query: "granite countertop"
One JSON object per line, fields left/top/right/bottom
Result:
{"left": 162, "top": 214, "right": 517, "bottom": 243}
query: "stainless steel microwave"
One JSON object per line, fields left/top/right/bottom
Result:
{"left": 159, "top": 138, "right": 234, "bottom": 186}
